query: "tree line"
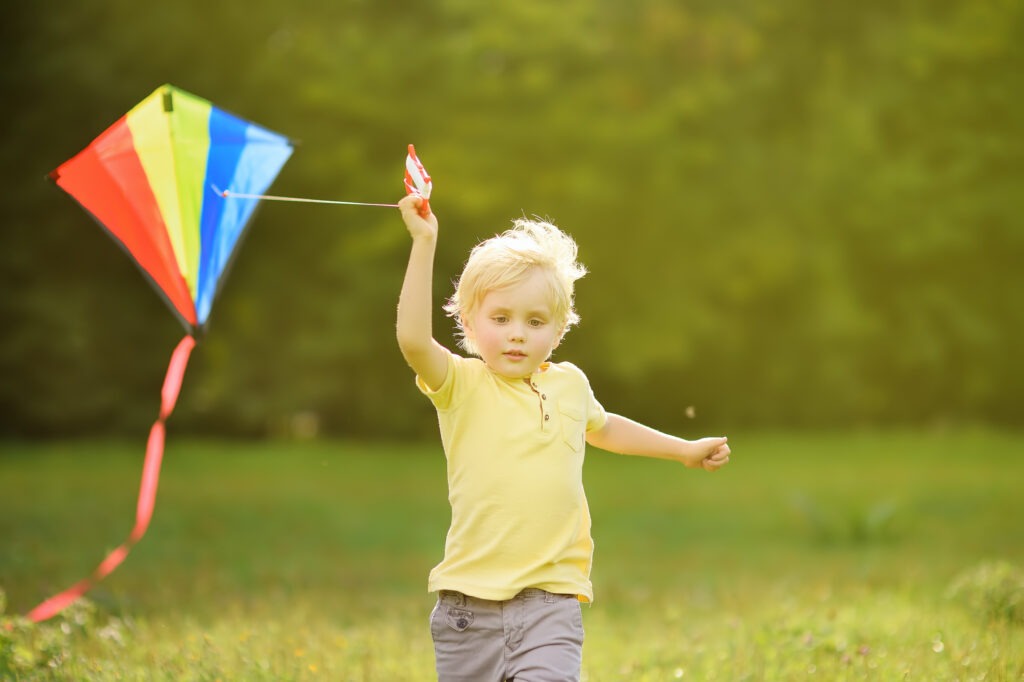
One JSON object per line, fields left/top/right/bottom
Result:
{"left": 1, "top": 0, "right": 1020, "bottom": 437}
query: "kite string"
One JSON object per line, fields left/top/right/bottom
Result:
{"left": 25, "top": 335, "right": 196, "bottom": 623}
{"left": 213, "top": 185, "right": 398, "bottom": 208}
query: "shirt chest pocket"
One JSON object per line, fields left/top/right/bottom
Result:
{"left": 558, "top": 405, "right": 586, "bottom": 453}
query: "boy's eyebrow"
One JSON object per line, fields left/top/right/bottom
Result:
{"left": 484, "top": 305, "right": 511, "bottom": 315}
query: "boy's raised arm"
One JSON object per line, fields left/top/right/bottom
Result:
{"left": 396, "top": 194, "right": 449, "bottom": 390}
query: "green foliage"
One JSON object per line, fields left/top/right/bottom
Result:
{"left": 947, "top": 560, "right": 1024, "bottom": 625}
{"left": 1, "top": 0, "right": 1022, "bottom": 436}
{"left": 0, "top": 592, "right": 104, "bottom": 679}
{"left": 788, "top": 493, "right": 900, "bottom": 545}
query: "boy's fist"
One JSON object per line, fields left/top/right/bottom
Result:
{"left": 682, "top": 436, "right": 730, "bottom": 471}
{"left": 398, "top": 194, "right": 437, "bottom": 240}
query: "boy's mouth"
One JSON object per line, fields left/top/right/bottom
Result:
{"left": 504, "top": 350, "right": 527, "bottom": 359}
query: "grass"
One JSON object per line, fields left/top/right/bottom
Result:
{"left": 1, "top": 430, "right": 1023, "bottom": 680}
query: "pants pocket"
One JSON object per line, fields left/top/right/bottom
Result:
{"left": 431, "top": 593, "right": 476, "bottom": 637}
{"left": 444, "top": 607, "right": 474, "bottom": 632}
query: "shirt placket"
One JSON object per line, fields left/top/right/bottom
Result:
{"left": 524, "top": 377, "right": 551, "bottom": 431}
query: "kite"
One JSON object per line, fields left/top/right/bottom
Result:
{"left": 32, "top": 83, "right": 431, "bottom": 622}
{"left": 50, "top": 84, "right": 295, "bottom": 335}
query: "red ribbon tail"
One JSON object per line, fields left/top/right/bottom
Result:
{"left": 24, "top": 579, "right": 92, "bottom": 623}
{"left": 26, "top": 335, "right": 195, "bottom": 622}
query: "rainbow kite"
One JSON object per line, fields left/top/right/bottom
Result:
{"left": 50, "top": 84, "right": 294, "bottom": 334}
{"left": 33, "top": 84, "right": 431, "bottom": 623}
{"left": 30, "top": 84, "right": 293, "bottom": 622}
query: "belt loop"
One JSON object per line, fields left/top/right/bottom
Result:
{"left": 544, "top": 591, "right": 556, "bottom": 604}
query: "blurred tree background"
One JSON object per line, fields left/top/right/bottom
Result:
{"left": 1, "top": 0, "right": 1020, "bottom": 439}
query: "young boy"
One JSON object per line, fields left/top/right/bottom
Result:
{"left": 396, "top": 194, "right": 730, "bottom": 681}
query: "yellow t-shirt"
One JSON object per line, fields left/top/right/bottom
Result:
{"left": 417, "top": 351, "right": 608, "bottom": 603}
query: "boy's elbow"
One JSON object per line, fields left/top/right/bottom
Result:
{"left": 398, "top": 340, "right": 447, "bottom": 387}
{"left": 396, "top": 331, "right": 431, "bottom": 363}
{"left": 396, "top": 327, "right": 422, "bottom": 354}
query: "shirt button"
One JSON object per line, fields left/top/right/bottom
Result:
{"left": 541, "top": 394, "right": 547, "bottom": 400}
{"left": 544, "top": 414, "right": 550, "bottom": 421}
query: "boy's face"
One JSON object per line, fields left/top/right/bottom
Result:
{"left": 463, "top": 268, "right": 564, "bottom": 379}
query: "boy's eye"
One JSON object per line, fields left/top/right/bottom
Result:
{"left": 529, "top": 319, "right": 545, "bottom": 327}
{"left": 492, "top": 316, "right": 508, "bottom": 324}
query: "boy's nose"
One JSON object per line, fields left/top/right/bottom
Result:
{"left": 508, "top": 325, "right": 525, "bottom": 342}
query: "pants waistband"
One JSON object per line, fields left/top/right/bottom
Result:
{"left": 438, "top": 589, "right": 575, "bottom": 606}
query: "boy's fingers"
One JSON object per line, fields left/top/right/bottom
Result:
{"left": 705, "top": 453, "right": 729, "bottom": 470}
{"left": 707, "top": 446, "right": 730, "bottom": 462}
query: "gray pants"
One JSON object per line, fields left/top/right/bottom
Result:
{"left": 430, "top": 589, "right": 584, "bottom": 682}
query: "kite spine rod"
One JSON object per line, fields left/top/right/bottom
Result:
{"left": 213, "top": 185, "right": 398, "bottom": 208}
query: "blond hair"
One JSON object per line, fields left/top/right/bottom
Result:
{"left": 444, "top": 218, "right": 587, "bottom": 355}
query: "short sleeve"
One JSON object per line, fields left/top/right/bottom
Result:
{"left": 415, "top": 350, "right": 456, "bottom": 408}
{"left": 557, "top": 361, "right": 608, "bottom": 433}
{"left": 585, "top": 382, "right": 608, "bottom": 433}
{"left": 415, "top": 351, "right": 483, "bottom": 411}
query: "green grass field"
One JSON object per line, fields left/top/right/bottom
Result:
{"left": 2, "top": 431, "right": 1022, "bottom": 680}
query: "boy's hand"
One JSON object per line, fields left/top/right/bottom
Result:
{"left": 399, "top": 194, "right": 438, "bottom": 241}
{"left": 681, "top": 437, "right": 730, "bottom": 472}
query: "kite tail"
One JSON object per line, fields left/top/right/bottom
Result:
{"left": 26, "top": 335, "right": 196, "bottom": 623}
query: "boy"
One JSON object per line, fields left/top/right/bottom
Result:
{"left": 396, "top": 194, "right": 730, "bottom": 681}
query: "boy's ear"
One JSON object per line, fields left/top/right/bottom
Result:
{"left": 461, "top": 314, "right": 475, "bottom": 339}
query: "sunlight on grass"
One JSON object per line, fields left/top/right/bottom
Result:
{"left": 2, "top": 431, "right": 1023, "bottom": 679}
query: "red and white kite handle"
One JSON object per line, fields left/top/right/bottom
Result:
{"left": 404, "top": 144, "right": 432, "bottom": 218}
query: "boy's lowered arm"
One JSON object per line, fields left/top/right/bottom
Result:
{"left": 396, "top": 194, "right": 449, "bottom": 391}
{"left": 586, "top": 413, "right": 730, "bottom": 472}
